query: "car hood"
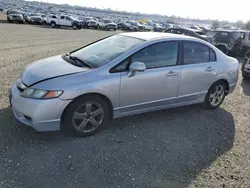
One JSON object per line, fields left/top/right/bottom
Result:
{"left": 21, "top": 55, "right": 89, "bottom": 86}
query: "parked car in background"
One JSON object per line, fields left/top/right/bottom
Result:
{"left": 49, "top": 14, "right": 82, "bottom": 30}
{"left": 98, "top": 19, "right": 117, "bottom": 31}
{"left": 7, "top": 9, "right": 25, "bottom": 23}
{"left": 83, "top": 17, "right": 99, "bottom": 29}
{"left": 242, "top": 49, "right": 250, "bottom": 80}
{"left": 238, "top": 30, "right": 250, "bottom": 56}
{"left": 27, "top": 13, "right": 43, "bottom": 24}
{"left": 212, "top": 30, "right": 242, "bottom": 54}
{"left": 165, "top": 28, "right": 215, "bottom": 45}
{"left": 129, "top": 21, "right": 145, "bottom": 31}
{"left": 153, "top": 23, "right": 164, "bottom": 32}
{"left": 122, "top": 21, "right": 139, "bottom": 31}
{"left": 140, "top": 22, "right": 153, "bottom": 31}
{"left": 9, "top": 32, "right": 238, "bottom": 137}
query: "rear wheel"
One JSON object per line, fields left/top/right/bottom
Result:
{"left": 72, "top": 24, "right": 78, "bottom": 30}
{"left": 203, "top": 81, "right": 226, "bottom": 109}
{"left": 50, "top": 22, "right": 56, "bottom": 28}
{"left": 62, "top": 95, "right": 110, "bottom": 137}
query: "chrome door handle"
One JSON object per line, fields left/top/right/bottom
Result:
{"left": 165, "top": 71, "right": 179, "bottom": 76}
{"left": 205, "top": 67, "right": 215, "bottom": 72}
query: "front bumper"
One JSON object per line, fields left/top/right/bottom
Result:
{"left": 10, "top": 82, "right": 72, "bottom": 132}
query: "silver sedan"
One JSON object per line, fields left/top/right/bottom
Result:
{"left": 10, "top": 32, "right": 239, "bottom": 137}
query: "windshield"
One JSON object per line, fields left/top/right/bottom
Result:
{"left": 104, "top": 20, "right": 112, "bottom": 23}
{"left": 71, "top": 35, "right": 144, "bottom": 68}
{"left": 196, "top": 31, "right": 205, "bottom": 35}
{"left": 30, "top": 14, "right": 39, "bottom": 16}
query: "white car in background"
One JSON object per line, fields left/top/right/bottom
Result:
{"left": 49, "top": 14, "right": 82, "bottom": 30}
{"left": 7, "top": 9, "right": 25, "bottom": 23}
{"left": 98, "top": 19, "right": 117, "bottom": 31}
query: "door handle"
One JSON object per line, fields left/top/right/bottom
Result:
{"left": 165, "top": 71, "right": 179, "bottom": 76}
{"left": 205, "top": 67, "right": 215, "bottom": 72}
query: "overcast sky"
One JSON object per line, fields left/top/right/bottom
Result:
{"left": 36, "top": 0, "right": 250, "bottom": 22}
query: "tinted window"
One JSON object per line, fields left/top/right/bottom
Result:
{"left": 183, "top": 42, "right": 209, "bottom": 64}
{"left": 60, "top": 16, "right": 65, "bottom": 19}
{"left": 131, "top": 41, "right": 178, "bottom": 69}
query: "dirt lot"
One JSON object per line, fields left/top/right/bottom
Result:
{"left": 0, "top": 22, "right": 250, "bottom": 188}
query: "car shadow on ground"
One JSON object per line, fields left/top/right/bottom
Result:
{"left": 241, "top": 79, "right": 250, "bottom": 96}
{"left": 0, "top": 105, "right": 235, "bottom": 188}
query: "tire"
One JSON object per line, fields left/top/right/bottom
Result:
{"left": 7, "top": 18, "right": 12, "bottom": 23}
{"left": 217, "top": 45, "right": 227, "bottom": 54}
{"left": 72, "top": 24, "right": 78, "bottom": 30}
{"left": 50, "top": 22, "right": 56, "bottom": 28}
{"left": 62, "top": 95, "right": 111, "bottom": 137}
{"left": 203, "top": 81, "right": 226, "bottom": 110}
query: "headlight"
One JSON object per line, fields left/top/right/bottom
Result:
{"left": 21, "top": 88, "right": 63, "bottom": 99}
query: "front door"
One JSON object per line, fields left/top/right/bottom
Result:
{"left": 119, "top": 41, "right": 181, "bottom": 114}
{"left": 178, "top": 41, "right": 218, "bottom": 102}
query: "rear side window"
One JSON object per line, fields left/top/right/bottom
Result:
{"left": 183, "top": 41, "right": 216, "bottom": 64}
{"left": 60, "top": 16, "right": 65, "bottom": 19}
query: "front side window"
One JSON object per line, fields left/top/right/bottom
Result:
{"left": 131, "top": 41, "right": 178, "bottom": 69}
{"left": 60, "top": 16, "right": 65, "bottom": 19}
{"left": 248, "top": 33, "right": 250, "bottom": 41}
{"left": 183, "top": 41, "right": 210, "bottom": 64}
{"left": 71, "top": 35, "right": 144, "bottom": 68}
{"left": 66, "top": 16, "right": 71, "bottom": 20}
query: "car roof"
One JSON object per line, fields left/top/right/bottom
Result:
{"left": 119, "top": 32, "right": 193, "bottom": 41}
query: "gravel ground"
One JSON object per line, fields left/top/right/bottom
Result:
{"left": 0, "top": 22, "right": 250, "bottom": 188}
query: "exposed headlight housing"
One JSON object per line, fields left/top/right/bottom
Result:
{"left": 21, "top": 88, "right": 63, "bottom": 99}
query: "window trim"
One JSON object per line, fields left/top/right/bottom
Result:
{"left": 181, "top": 40, "right": 217, "bottom": 65}
{"left": 109, "top": 40, "right": 181, "bottom": 73}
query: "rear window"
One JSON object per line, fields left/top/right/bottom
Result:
{"left": 9, "top": 10, "right": 20, "bottom": 14}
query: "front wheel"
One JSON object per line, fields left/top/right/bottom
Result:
{"left": 50, "top": 22, "right": 56, "bottom": 28}
{"left": 203, "top": 82, "right": 226, "bottom": 109}
{"left": 62, "top": 95, "right": 110, "bottom": 137}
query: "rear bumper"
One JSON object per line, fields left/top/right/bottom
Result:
{"left": 228, "top": 83, "right": 237, "bottom": 94}
{"left": 10, "top": 82, "right": 72, "bottom": 132}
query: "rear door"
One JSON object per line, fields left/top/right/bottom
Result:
{"left": 178, "top": 41, "right": 218, "bottom": 102}
{"left": 59, "top": 16, "right": 67, "bottom": 26}
{"left": 65, "top": 16, "right": 72, "bottom": 26}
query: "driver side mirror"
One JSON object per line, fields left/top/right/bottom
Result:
{"left": 127, "top": 62, "right": 146, "bottom": 77}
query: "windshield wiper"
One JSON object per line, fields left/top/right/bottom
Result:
{"left": 66, "top": 54, "right": 92, "bottom": 68}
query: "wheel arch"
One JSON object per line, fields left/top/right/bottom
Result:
{"left": 60, "top": 92, "right": 114, "bottom": 129}
{"left": 210, "top": 79, "right": 229, "bottom": 95}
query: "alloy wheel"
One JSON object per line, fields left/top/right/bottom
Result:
{"left": 72, "top": 102, "right": 104, "bottom": 133}
{"left": 209, "top": 85, "right": 225, "bottom": 107}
